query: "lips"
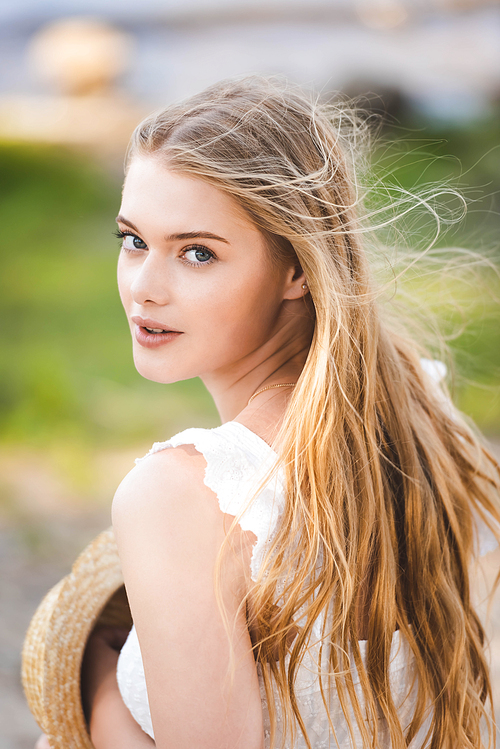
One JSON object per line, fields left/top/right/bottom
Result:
{"left": 131, "top": 315, "right": 183, "bottom": 348}
{"left": 131, "top": 316, "right": 182, "bottom": 334}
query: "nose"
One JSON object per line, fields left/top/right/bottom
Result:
{"left": 130, "top": 251, "right": 170, "bottom": 307}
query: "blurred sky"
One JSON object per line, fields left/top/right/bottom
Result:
{"left": 0, "top": 0, "right": 499, "bottom": 131}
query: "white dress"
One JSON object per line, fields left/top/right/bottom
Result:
{"left": 116, "top": 419, "right": 499, "bottom": 748}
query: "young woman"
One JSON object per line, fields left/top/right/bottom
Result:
{"left": 42, "top": 76, "right": 500, "bottom": 749}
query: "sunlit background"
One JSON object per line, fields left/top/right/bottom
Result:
{"left": 1, "top": 1, "right": 499, "bottom": 747}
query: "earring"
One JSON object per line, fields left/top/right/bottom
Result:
{"left": 301, "top": 283, "right": 308, "bottom": 290}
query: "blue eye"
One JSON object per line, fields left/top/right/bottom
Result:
{"left": 114, "top": 229, "right": 147, "bottom": 251}
{"left": 123, "top": 234, "right": 147, "bottom": 251}
{"left": 182, "top": 246, "right": 215, "bottom": 266}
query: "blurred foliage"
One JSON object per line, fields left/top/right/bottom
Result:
{"left": 0, "top": 113, "right": 499, "bottom": 458}
{"left": 375, "top": 112, "right": 500, "bottom": 248}
{"left": 375, "top": 111, "right": 500, "bottom": 431}
{"left": 0, "top": 142, "right": 218, "bottom": 454}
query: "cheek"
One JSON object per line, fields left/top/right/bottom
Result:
{"left": 203, "top": 275, "right": 282, "bottom": 348}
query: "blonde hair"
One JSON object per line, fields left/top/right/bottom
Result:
{"left": 127, "top": 76, "right": 500, "bottom": 748}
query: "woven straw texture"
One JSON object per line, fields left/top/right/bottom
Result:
{"left": 21, "top": 527, "right": 132, "bottom": 749}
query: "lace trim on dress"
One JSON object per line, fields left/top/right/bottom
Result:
{"left": 135, "top": 422, "right": 286, "bottom": 582}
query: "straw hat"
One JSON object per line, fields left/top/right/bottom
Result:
{"left": 22, "top": 527, "right": 132, "bottom": 749}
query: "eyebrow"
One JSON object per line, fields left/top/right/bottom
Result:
{"left": 166, "top": 231, "right": 230, "bottom": 245}
{"left": 115, "top": 216, "right": 230, "bottom": 245}
{"left": 116, "top": 215, "right": 140, "bottom": 232}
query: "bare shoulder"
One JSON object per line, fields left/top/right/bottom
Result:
{"left": 111, "top": 443, "right": 228, "bottom": 557}
{"left": 112, "top": 443, "right": 210, "bottom": 520}
{"left": 112, "top": 444, "right": 254, "bottom": 587}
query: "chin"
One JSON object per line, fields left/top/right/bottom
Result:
{"left": 134, "top": 366, "right": 180, "bottom": 385}
{"left": 132, "top": 356, "right": 189, "bottom": 385}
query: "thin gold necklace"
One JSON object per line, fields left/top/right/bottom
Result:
{"left": 247, "top": 382, "right": 297, "bottom": 405}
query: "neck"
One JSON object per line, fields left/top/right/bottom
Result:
{"left": 201, "top": 319, "right": 313, "bottom": 423}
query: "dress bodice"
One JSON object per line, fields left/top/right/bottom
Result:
{"left": 116, "top": 418, "right": 498, "bottom": 747}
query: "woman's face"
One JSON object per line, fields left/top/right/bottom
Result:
{"left": 117, "top": 155, "right": 299, "bottom": 386}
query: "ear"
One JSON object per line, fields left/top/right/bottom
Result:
{"left": 282, "top": 263, "right": 309, "bottom": 300}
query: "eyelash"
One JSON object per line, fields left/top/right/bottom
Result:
{"left": 113, "top": 229, "right": 216, "bottom": 267}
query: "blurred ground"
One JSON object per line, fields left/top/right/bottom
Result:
{"left": 1, "top": 442, "right": 499, "bottom": 749}
{"left": 1, "top": 510, "right": 110, "bottom": 749}
{"left": 0, "top": 445, "right": 138, "bottom": 749}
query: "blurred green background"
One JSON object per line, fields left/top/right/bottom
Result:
{"left": 1, "top": 110, "right": 499, "bottom": 501}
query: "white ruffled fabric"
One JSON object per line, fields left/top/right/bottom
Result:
{"left": 117, "top": 369, "right": 499, "bottom": 746}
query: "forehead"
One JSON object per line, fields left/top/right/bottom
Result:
{"left": 121, "top": 155, "right": 258, "bottom": 238}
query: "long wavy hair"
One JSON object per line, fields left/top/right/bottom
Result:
{"left": 127, "top": 76, "right": 500, "bottom": 748}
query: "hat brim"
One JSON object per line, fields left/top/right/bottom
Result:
{"left": 22, "top": 527, "right": 132, "bottom": 749}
